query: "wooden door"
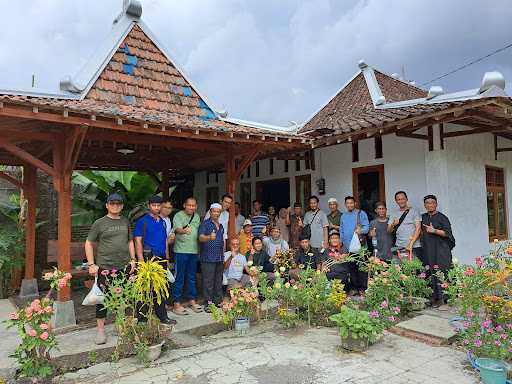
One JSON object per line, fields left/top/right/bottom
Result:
{"left": 295, "top": 174, "right": 311, "bottom": 210}
{"left": 352, "top": 165, "right": 385, "bottom": 219}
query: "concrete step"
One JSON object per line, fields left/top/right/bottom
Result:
{"left": 391, "top": 313, "right": 457, "bottom": 346}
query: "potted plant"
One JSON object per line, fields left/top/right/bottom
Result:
{"left": 329, "top": 306, "right": 384, "bottom": 352}
{"left": 103, "top": 258, "right": 170, "bottom": 364}
{"left": 209, "top": 287, "right": 260, "bottom": 336}
{"left": 399, "top": 258, "right": 432, "bottom": 311}
{"left": 4, "top": 268, "right": 71, "bottom": 381}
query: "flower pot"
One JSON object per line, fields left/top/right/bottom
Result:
{"left": 147, "top": 341, "right": 165, "bottom": 362}
{"left": 405, "top": 297, "right": 428, "bottom": 311}
{"left": 234, "top": 317, "right": 250, "bottom": 336}
{"left": 475, "top": 358, "right": 507, "bottom": 384}
{"left": 340, "top": 333, "right": 369, "bottom": 352}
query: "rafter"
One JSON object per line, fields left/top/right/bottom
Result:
{"left": 0, "top": 138, "right": 55, "bottom": 176}
{"left": 0, "top": 171, "right": 22, "bottom": 189}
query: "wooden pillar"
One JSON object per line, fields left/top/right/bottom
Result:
{"left": 53, "top": 140, "right": 72, "bottom": 302}
{"left": 225, "top": 146, "right": 237, "bottom": 239}
{"left": 161, "top": 170, "right": 170, "bottom": 201}
{"left": 23, "top": 165, "right": 37, "bottom": 280}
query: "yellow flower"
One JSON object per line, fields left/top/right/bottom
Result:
{"left": 284, "top": 282, "right": 290, "bottom": 288}
{"left": 274, "top": 283, "right": 281, "bottom": 289}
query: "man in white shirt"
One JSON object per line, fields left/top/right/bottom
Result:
{"left": 235, "top": 202, "right": 245, "bottom": 234}
{"left": 263, "top": 226, "right": 289, "bottom": 257}
{"left": 223, "top": 238, "right": 251, "bottom": 289}
{"left": 204, "top": 194, "right": 233, "bottom": 240}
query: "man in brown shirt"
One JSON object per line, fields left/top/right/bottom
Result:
{"left": 288, "top": 202, "right": 304, "bottom": 249}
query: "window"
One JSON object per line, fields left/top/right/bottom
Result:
{"left": 269, "top": 158, "right": 274, "bottom": 175}
{"left": 486, "top": 167, "right": 508, "bottom": 240}
{"left": 256, "top": 161, "right": 260, "bottom": 177}
{"left": 206, "top": 187, "right": 219, "bottom": 209}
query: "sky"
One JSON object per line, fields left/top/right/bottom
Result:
{"left": 0, "top": 0, "right": 511, "bottom": 126}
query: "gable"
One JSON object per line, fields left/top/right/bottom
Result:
{"left": 375, "top": 70, "right": 427, "bottom": 103}
{"left": 85, "top": 25, "right": 216, "bottom": 120}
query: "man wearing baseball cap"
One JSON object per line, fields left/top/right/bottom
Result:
{"left": 85, "top": 192, "right": 136, "bottom": 345}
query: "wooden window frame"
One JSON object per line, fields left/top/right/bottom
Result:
{"left": 352, "top": 164, "right": 385, "bottom": 207}
{"left": 352, "top": 141, "right": 359, "bottom": 163}
{"left": 269, "top": 158, "right": 274, "bottom": 175}
{"left": 486, "top": 166, "right": 508, "bottom": 241}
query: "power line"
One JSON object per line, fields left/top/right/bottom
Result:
{"left": 420, "top": 42, "right": 512, "bottom": 86}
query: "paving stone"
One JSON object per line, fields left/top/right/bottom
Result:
{"left": 394, "top": 314, "right": 457, "bottom": 343}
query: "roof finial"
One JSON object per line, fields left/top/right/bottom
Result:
{"left": 114, "top": 0, "right": 142, "bottom": 24}
{"left": 358, "top": 60, "right": 368, "bottom": 69}
{"left": 480, "top": 71, "right": 505, "bottom": 93}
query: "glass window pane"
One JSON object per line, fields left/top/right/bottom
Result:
{"left": 487, "top": 191, "right": 496, "bottom": 237}
{"left": 498, "top": 191, "right": 507, "bottom": 237}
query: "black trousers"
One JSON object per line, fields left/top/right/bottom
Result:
{"left": 326, "top": 263, "right": 352, "bottom": 290}
{"left": 201, "top": 261, "right": 224, "bottom": 305}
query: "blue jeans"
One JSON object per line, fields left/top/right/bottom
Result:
{"left": 172, "top": 253, "right": 198, "bottom": 302}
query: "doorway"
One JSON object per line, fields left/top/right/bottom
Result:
{"left": 295, "top": 174, "right": 311, "bottom": 210}
{"left": 352, "top": 165, "right": 385, "bottom": 220}
{"left": 239, "top": 182, "right": 252, "bottom": 217}
{"left": 256, "top": 178, "right": 290, "bottom": 211}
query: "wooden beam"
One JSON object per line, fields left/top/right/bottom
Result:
{"left": 234, "top": 147, "right": 259, "bottom": 179}
{"left": 0, "top": 129, "right": 57, "bottom": 142}
{"left": 442, "top": 126, "right": 504, "bottom": 138}
{"left": 69, "top": 126, "right": 88, "bottom": 172}
{"left": 494, "top": 134, "right": 498, "bottom": 161}
{"left": 0, "top": 138, "right": 56, "bottom": 176}
{"left": 396, "top": 131, "right": 429, "bottom": 140}
{"left": 23, "top": 165, "right": 37, "bottom": 280}
{"left": 0, "top": 171, "right": 22, "bottom": 189}
{"left": 225, "top": 146, "right": 237, "bottom": 239}
{"left": 439, "top": 123, "right": 444, "bottom": 150}
{"left": 0, "top": 104, "right": 303, "bottom": 147}
{"left": 428, "top": 126, "right": 434, "bottom": 151}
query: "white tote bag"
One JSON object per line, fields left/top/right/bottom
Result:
{"left": 348, "top": 232, "right": 362, "bottom": 253}
{"left": 82, "top": 277, "right": 104, "bottom": 306}
{"left": 167, "top": 269, "right": 175, "bottom": 283}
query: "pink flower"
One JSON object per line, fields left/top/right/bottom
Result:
{"left": 508, "top": 348, "right": 512, "bottom": 353}
{"left": 65, "top": 273, "right": 72, "bottom": 280}
{"left": 25, "top": 307, "right": 33, "bottom": 316}
{"left": 500, "top": 333, "right": 508, "bottom": 340}
{"left": 44, "top": 306, "right": 53, "bottom": 314}
{"left": 111, "top": 268, "right": 117, "bottom": 274}
{"left": 433, "top": 264, "right": 439, "bottom": 269}
{"left": 10, "top": 312, "right": 19, "bottom": 320}
{"left": 419, "top": 273, "right": 426, "bottom": 279}
{"left": 486, "top": 327, "right": 494, "bottom": 334}
{"left": 467, "top": 310, "right": 474, "bottom": 319}
{"left": 463, "top": 339, "right": 469, "bottom": 345}
{"left": 369, "top": 310, "right": 379, "bottom": 318}
{"left": 31, "top": 301, "right": 41, "bottom": 312}
{"left": 463, "top": 267, "right": 475, "bottom": 277}
{"left": 463, "top": 321, "right": 470, "bottom": 329}
{"left": 380, "top": 301, "right": 388, "bottom": 309}
{"left": 28, "top": 329, "right": 37, "bottom": 337}
{"left": 482, "top": 320, "right": 492, "bottom": 329}
{"left": 40, "top": 332, "right": 49, "bottom": 341}
{"left": 388, "top": 315, "right": 395, "bottom": 322}
{"left": 393, "top": 307, "right": 401, "bottom": 314}
{"left": 496, "top": 325, "right": 504, "bottom": 332}
{"left": 40, "top": 323, "right": 49, "bottom": 330}
{"left": 441, "top": 283, "right": 448, "bottom": 289}
{"left": 114, "top": 287, "right": 123, "bottom": 295}
{"left": 474, "top": 339, "right": 482, "bottom": 347}
{"left": 475, "top": 256, "right": 482, "bottom": 267}
{"left": 495, "top": 340, "right": 502, "bottom": 347}
{"left": 58, "top": 279, "right": 67, "bottom": 289}
{"left": 101, "top": 270, "right": 110, "bottom": 276}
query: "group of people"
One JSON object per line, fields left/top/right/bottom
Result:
{"left": 84, "top": 189, "right": 455, "bottom": 345}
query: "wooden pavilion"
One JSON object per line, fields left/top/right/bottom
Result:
{"left": 0, "top": 1, "right": 308, "bottom": 326}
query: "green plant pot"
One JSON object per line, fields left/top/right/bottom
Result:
{"left": 475, "top": 358, "right": 507, "bottom": 384}
{"left": 340, "top": 333, "right": 369, "bottom": 352}
{"left": 234, "top": 317, "right": 250, "bottom": 336}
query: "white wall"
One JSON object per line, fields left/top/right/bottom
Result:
{"left": 426, "top": 124, "right": 512, "bottom": 264}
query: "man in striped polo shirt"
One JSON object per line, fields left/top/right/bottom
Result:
{"left": 250, "top": 199, "right": 270, "bottom": 238}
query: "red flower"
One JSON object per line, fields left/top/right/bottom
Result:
{"left": 475, "top": 256, "right": 483, "bottom": 267}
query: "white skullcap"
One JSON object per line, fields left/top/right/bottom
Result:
{"left": 210, "top": 203, "right": 222, "bottom": 210}
{"left": 328, "top": 198, "right": 338, "bottom": 204}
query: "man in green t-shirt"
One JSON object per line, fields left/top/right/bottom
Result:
{"left": 85, "top": 193, "right": 136, "bottom": 345}
{"left": 172, "top": 197, "right": 202, "bottom": 315}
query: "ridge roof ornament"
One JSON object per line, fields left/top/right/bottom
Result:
{"left": 114, "top": 0, "right": 142, "bottom": 24}
{"left": 479, "top": 71, "right": 505, "bottom": 93}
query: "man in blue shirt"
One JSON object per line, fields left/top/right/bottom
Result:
{"left": 198, "top": 203, "right": 225, "bottom": 312}
{"left": 250, "top": 200, "right": 270, "bottom": 237}
{"left": 134, "top": 195, "right": 175, "bottom": 325}
{"left": 340, "top": 196, "right": 370, "bottom": 292}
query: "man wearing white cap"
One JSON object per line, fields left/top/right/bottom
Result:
{"left": 239, "top": 219, "right": 253, "bottom": 255}
{"left": 198, "top": 203, "right": 225, "bottom": 311}
{"left": 327, "top": 197, "right": 342, "bottom": 236}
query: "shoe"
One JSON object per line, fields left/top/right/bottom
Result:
{"left": 161, "top": 318, "right": 177, "bottom": 326}
{"left": 95, "top": 330, "right": 107, "bottom": 345}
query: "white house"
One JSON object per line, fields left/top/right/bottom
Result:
{"left": 194, "top": 62, "right": 512, "bottom": 265}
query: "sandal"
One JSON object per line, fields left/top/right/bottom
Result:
{"left": 190, "top": 303, "right": 203, "bottom": 313}
{"left": 172, "top": 306, "right": 189, "bottom": 316}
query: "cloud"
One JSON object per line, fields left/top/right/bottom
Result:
{"left": 0, "top": 0, "right": 510, "bottom": 125}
